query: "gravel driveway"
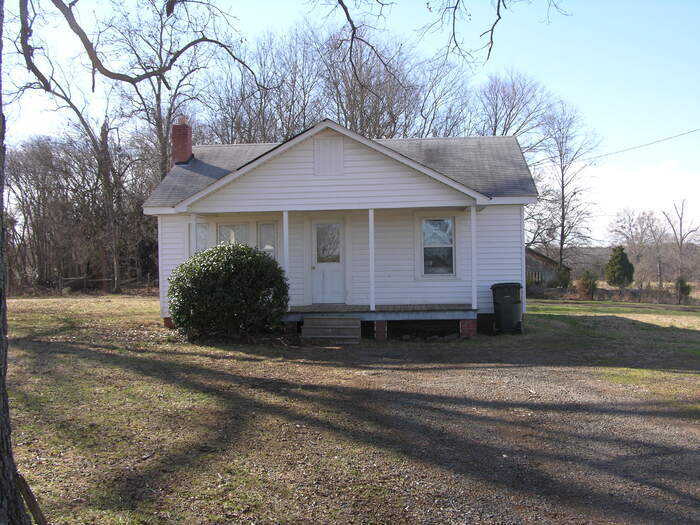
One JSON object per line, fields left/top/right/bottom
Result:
{"left": 301, "top": 341, "right": 700, "bottom": 524}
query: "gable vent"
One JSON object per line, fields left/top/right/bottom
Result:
{"left": 314, "top": 136, "right": 344, "bottom": 177}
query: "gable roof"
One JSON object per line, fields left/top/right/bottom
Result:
{"left": 144, "top": 120, "right": 537, "bottom": 210}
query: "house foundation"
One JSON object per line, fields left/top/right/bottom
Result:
{"left": 459, "top": 319, "right": 477, "bottom": 339}
{"left": 374, "top": 320, "right": 388, "bottom": 341}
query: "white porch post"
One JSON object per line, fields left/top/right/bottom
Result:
{"left": 470, "top": 206, "right": 478, "bottom": 310}
{"left": 189, "top": 213, "right": 197, "bottom": 256}
{"left": 282, "top": 210, "right": 289, "bottom": 274}
{"left": 368, "top": 208, "right": 375, "bottom": 311}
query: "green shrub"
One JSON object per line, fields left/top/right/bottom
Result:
{"left": 168, "top": 243, "right": 289, "bottom": 339}
{"left": 676, "top": 277, "right": 692, "bottom": 304}
{"left": 604, "top": 246, "right": 634, "bottom": 289}
{"left": 576, "top": 270, "right": 598, "bottom": 300}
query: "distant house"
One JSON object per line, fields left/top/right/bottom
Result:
{"left": 144, "top": 120, "right": 538, "bottom": 339}
{"left": 526, "top": 248, "right": 569, "bottom": 285}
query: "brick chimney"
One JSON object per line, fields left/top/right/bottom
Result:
{"left": 171, "top": 117, "right": 192, "bottom": 165}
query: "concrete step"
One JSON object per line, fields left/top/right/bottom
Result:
{"left": 301, "top": 316, "right": 361, "bottom": 344}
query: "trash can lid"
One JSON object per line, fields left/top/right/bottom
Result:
{"left": 491, "top": 282, "right": 522, "bottom": 290}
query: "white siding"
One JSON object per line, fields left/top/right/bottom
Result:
{"left": 347, "top": 209, "right": 473, "bottom": 305}
{"left": 188, "top": 130, "right": 471, "bottom": 213}
{"left": 157, "top": 206, "right": 525, "bottom": 316}
{"left": 158, "top": 214, "right": 190, "bottom": 317}
{"left": 476, "top": 205, "right": 525, "bottom": 313}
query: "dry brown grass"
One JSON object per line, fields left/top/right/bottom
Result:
{"left": 7, "top": 296, "right": 700, "bottom": 524}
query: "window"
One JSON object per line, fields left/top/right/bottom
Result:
{"left": 422, "top": 218, "right": 454, "bottom": 275}
{"left": 217, "top": 224, "right": 249, "bottom": 245}
{"left": 195, "top": 223, "right": 209, "bottom": 252}
{"left": 257, "top": 223, "right": 277, "bottom": 258}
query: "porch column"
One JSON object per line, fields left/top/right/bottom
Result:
{"left": 189, "top": 213, "right": 197, "bottom": 256}
{"left": 282, "top": 210, "right": 289, "bottom": 274}
{"left": 470, "top": 206, "right": 478, "bottom": 310}
{"left": 368, "top": 208, "right": 375, "bottom": 311}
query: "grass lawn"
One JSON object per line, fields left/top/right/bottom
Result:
{"left": 6, "top": 295, "right": 700, "bottom": 524}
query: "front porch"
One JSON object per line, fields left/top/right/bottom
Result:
{"left": 186, "top": 206, "right": 480, "bottom": 313}
{"left": 284, "top": 303, "right": 478, "bottom": 341}
{"left": 284, "top": 303, "right": 476, "bottom": 321}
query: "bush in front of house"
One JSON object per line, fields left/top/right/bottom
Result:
{"left": 576, "top": 270, "right": 598, "bottom": 300}
{"left": 167, "top": 243, "right": 288, "bottom": 340}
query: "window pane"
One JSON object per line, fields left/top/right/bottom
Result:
{"left": 424, "top": 247, "right": 454, "bottom": 274}
{"left": 423, "top": 219, "right": 453, "bottom": 246}
{"left": 316, "top": 223, "right": 340, "bottom": 263}
{"left": 258, "top": 223, "right": 276, "bottom": 258}
{"left": 217, "top": 224, "right": 249, "bottom": 245}
{"left": 195, "top": 223, "right": 209, "bottom": 252}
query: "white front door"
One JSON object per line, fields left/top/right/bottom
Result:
{"left": 311, "top": 221, "right": 345, "bottom": 303}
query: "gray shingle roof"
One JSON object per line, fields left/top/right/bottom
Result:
{"left": 377, "top": 136, "right": 537, "bottom": 198}
{"left": 144, "top": 130, "right": 536, "bottom": 208}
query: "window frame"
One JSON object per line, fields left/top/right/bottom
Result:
{"left": 414, "top": 213, "right": 459, "bottom": 280}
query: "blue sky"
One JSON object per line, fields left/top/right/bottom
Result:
{"left": 8, "top": 1, "right": 700, "bottom": 243}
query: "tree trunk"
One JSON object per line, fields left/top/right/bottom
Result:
{"left": 0, "top": 0, "right": 33, "bottom": 521}
{"left": 558, "top": 181, "right": 565, "bottom": 271}
{"left": 98, "top": 120, "right": 120, "bottom": 293}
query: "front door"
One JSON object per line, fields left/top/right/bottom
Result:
{"left": 311, "top": 221, "right": 345, "bottom": 303}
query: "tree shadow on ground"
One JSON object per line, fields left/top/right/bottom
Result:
{"left": 172, "top": 314, "right": 700, "bottom": 374}
{"left": 10, "top": 311, "right": 700, "bottom": 524}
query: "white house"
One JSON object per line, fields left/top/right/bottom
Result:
{"left": 143, "top": 120, "right": 537, "bottom": 340}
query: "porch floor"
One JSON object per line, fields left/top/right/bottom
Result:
{"left": 284, "top": 303, "right": 476, "bottom": 322}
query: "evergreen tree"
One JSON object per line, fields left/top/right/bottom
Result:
{"left": 604, "top": 246, "right": 635, "bottom": 289}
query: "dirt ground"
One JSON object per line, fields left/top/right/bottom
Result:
{"left": 6, "top": 296, "right": 700, "bottom": 524}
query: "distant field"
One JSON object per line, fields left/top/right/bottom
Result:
{"left": 6, "top": 295, "right": 700, "bottom": 524}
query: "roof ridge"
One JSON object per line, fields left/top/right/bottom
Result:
{"left": 193, "top": 136, "right": 517, "bottom": 148}
{"left": 193, "top": 142, "right": 280, "bottom": 148}
{"left": 377, "top": 135, "right": 516, "bottom": 141}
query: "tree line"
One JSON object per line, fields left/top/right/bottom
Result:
{"left": 6, "top": 1, "right": 592, "bottom": 294}
{"left": 606, "top": 203, "right": 699, "bottom": 295}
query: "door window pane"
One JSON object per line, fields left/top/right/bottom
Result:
{"left": 257, "top": 223, "right": 276, "bottom": 258}
{"left": 316, "top": 223, "right": 340, "bottom": 263}
{"left": 217, "top": 224, "right": 249, "bottom": 245}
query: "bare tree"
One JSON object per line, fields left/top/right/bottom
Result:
{"left": 608, "top": 209, "right": 657, "bottom": 285}
{"left": 662, "top": 200, "right": 699, "bottom": 298}
{"left": 0, "top": 0, "right": 31, "bottom": 519}
{"left": 111, "top": 0, "right": 227, "bottom": 179}
{"left": 4, "top": 0, "right": 263, "bottom": 520}
{"left": 648, "top": 214, "right": 669, "bottom": 290}
{"left": 539, "top": 100, "right": 598, "bottom": 269}
{"left": 470, "top": 70, "right": 552, "bottom": 154}
{"left": 331, "top": 0, "right": 565, "bottom": 64}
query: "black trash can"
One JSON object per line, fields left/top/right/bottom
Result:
{"left": 491, "top": 282, "right": 523, "bottom": 334}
